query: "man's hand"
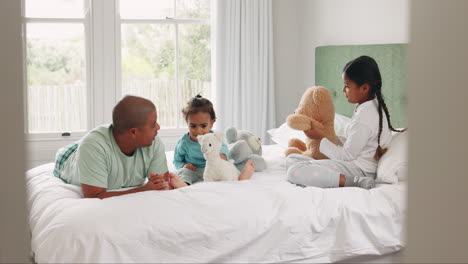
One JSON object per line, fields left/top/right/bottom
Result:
{"left": 81, "top": 181, "right": 166, "bottom": 199}
{"left": 148, "top": 172, "right": 171, "bottom": 190}
{"left": 183, "top": 163, "right": 197, "bottom": 171}
{"left": 81, "top": 171, "right": 173, "bottom": 199}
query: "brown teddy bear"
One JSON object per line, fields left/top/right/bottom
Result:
{"left": 285, "top": 86, "right": 340, "bottom": 159}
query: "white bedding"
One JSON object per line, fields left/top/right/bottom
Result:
{"left": 26, "top": 144, "right": 406, "bottom": 263}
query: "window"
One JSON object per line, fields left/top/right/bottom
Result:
{"left": 23, "top": 0, "right": 89, "bottom": 134}
{"left": 22, "top": 0, "right": 211, "bottom": 135}
{"left": 119, "top": 0, "right": 211, "bottom": 128}
{"left": 22, "top": 0, "right": 212, "bottom": 168}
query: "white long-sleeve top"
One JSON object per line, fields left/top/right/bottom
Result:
{"left": 319, "top": 98, "right": 392, "bottom": 173}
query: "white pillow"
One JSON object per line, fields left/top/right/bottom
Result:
{"left": 376, "top": 131, "right": 408, "bottom": 183}
{"left": 267, "top": 113, "right": 351, "bottom": 148}
{"left": 267, "top": 123, "right": 306, "bottom": 148}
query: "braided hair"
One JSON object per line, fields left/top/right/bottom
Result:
{"left": 182, "top": 94, "right": 216, "bottom": 122}
{"left": 343, "top": 56, "right": 406, "bottom": 161}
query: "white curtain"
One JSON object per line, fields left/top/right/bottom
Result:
{"left": 213, "top": 0, "right": 275, "bottom": 143}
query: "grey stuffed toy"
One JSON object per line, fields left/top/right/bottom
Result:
{"left": 225, "top": 127, "right": 267, "bottom": 172}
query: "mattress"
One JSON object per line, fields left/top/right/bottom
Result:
{"left": 25, "top": 144, "right": 406, "bottom": 263}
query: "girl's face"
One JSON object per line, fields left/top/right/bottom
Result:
{"left": 342, "top": 74, "right": 371, "bottom": 105}
{"left": 187, "top": 112, "right": 215, "bottom": 142}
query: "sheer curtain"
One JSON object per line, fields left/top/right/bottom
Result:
{"left": 213, "top": 0, "right": 275, "bottom": 143}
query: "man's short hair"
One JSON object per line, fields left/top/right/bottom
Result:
{"left": 112, "top": 95, "right": 156, "bottom": 134}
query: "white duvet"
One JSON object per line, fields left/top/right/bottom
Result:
{"left": 26, "top": 144, "right": 406, "bottom": 263}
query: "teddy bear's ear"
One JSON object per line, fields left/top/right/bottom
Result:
{"left": 312, "top": 86, "right": 328, "bottom": 106}
{"left": 247, "top": 136, "right": 261, "bottom": 151}
{"left": 225, "top": 127, "right": 237, "bottom": 144}
{"left": 214, "top": 130, "right": 224, "bottom": 141}
{"left": 313, "top": 86, "right": 335, "bottom": 118}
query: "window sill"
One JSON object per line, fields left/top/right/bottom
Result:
{"left": 24, "top": 128, "right": 187, "bottom": 142}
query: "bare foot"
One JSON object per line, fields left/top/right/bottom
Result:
{"left": 239, "top": 160, "right": 255, "bottom": 180}
{"left": 167, "top": 173, "right": 188, "bottom": 189}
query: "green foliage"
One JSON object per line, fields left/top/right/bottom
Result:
{"left": 122, "top": 1, "right": 211, "bottom": 82}
{"left": 119, "top": 1, "right": 211, "bottom": 127}
{"left": 28, "top": 1, "right": 211, "bottom": 86}
{"left": 27, "top": 38, "right": 85, "bottom": 86}
{"left": 177, "top": 0, "right": 210, "bottom": 19}
{"left": 121, "top": 54, "right": 154, "bottom": 80}
{"left": 179, "top": 25, "right": 210, "bottom": 81}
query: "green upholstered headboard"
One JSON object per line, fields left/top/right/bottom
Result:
{"left": 315, "top": 44, "right": 407, "bottom": 128}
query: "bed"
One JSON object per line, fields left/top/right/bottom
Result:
{"left": 25, "top": 44, "right": 408, "bottom": 263}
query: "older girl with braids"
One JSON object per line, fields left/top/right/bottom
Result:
{"left": 286, "top": 55, "right": 405, "bottom": 189}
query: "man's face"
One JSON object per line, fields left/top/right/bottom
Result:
{"left": 136, "top": 110, "right": 160, "bottom": 147}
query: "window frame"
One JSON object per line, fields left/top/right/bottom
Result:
{"left": 22, "top": 0, "right": 211, "bottom": 142}
{"left": 22, "top": 0, "right": 92, "bottom": 140}
{"left": 117, "top": 1, "right": 212, "bottom": 129}
{"left": 22, "top": 0, "right": 212, "bottom": 168}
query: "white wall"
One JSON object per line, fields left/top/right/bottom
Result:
{"left": 405, "top": 0, "right": 468, "bottom": 262}
{"left": 273, "top": 0, "right": 409, "bottom": 127}
{"left": 272, "top": 0, "right": 304, "bottom": 127}
{"left": 0, "top": 0, "right": 31, "bottom": 262}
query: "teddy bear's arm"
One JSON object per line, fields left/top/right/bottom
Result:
{"left": 287, "top": 114, "right": 325, "bottom": 131}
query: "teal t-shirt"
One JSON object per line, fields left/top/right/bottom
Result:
{"left": 173, "top": 132, "right": 229, "bottom": 169}
{"left": 58, "top": 124, "right": 168, "bottom": 190}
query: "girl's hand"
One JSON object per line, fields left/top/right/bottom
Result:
{"left": 183, "top": 163, "right": 197, "bottom": 171}
{"left": 304, "top": 127, "right": 326, "bottom": 140}
{"left": 220, "top": 153, "right": 227, "bottom": 160}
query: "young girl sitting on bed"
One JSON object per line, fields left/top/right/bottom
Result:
{"left": 287, "top": 55, "right": 405, "bottom": 189}
{"left": 173, "top": 95, "right": 255, "bottom": 185}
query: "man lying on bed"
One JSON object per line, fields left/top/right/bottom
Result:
{"left": 53, "top": 95, "right": 188, "bottom": 199}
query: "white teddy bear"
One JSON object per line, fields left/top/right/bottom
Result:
{"left": 197, "top": 131, "right": 240, "bottom": 182}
